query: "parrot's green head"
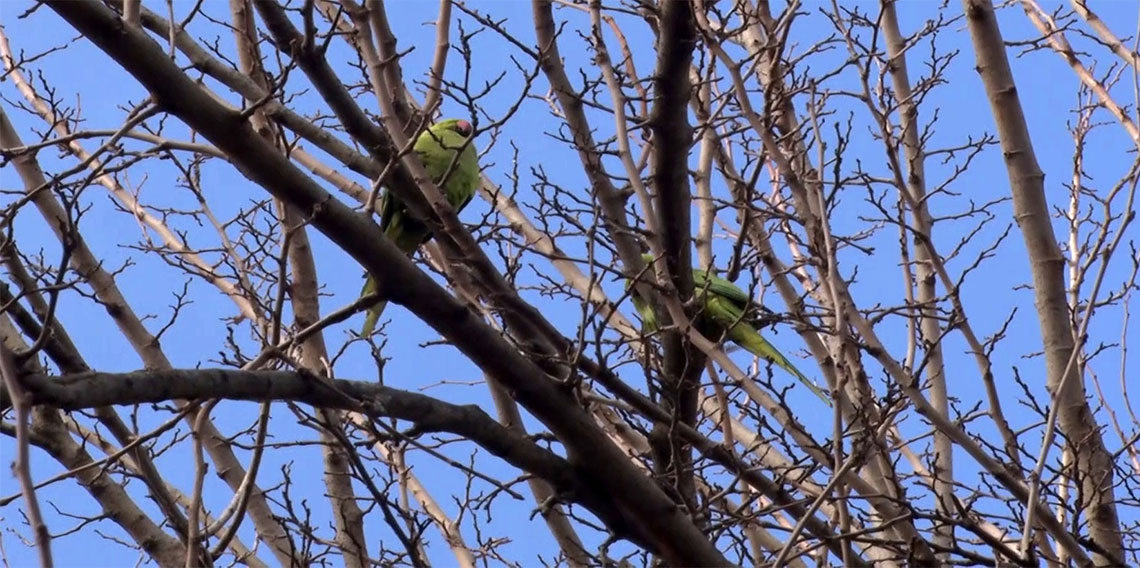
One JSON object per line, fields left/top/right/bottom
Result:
{"left": 429, "top": 118, "right": 474, "bottom": 139}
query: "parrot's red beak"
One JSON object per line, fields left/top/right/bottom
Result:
{"left": 455, "top": 120, "right": 472, "bottom": 136}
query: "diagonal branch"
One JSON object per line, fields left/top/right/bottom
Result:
{"left": 41, "top": 2, "right": 726, "bottom": 562}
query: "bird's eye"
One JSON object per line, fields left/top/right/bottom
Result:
{"left": 455, "top": 120, "right": 472, "bottom": 136}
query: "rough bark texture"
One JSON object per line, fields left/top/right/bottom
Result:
{"left": 962, "top": 1, "right": 1123, "bottom": 564}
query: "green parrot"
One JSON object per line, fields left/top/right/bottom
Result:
{"left": 630, "top": 255, "right": 831, "bottom": 404}
{"left": 360, "top": 118, "right": 480, "bottom": 335}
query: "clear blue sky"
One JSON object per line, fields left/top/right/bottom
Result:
{"left": 2, "top": 1, "right": 1137, "bottom": 565}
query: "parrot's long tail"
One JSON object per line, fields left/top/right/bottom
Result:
{"left": 738, "top": 330, "right": 832, "bottom": 405}
{"left": 360, "top": 275, "right": 388, "bottom": 335}
{"left": 361, "top": 300, "right": 389, "bottom": 335}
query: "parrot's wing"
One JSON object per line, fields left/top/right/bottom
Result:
{"left": 446, "top": 153, "right": 477, "bottom": 213}
{"left": 377, "top": 187, "right": 429, "bottom": 253}
{"left": 703, "top": 288, "right": 749, "bottom": 324}
{"left": 377, "top": 186, "right": 398, "bottom": 232}
{"left": 455, "top": 175, "right": 476, "bottom": 211}
{"left": 693, "top": 268, "right": 780, "bottom": 327}
{"left": 693, "top": 269, "right": 751, "bottom": 306}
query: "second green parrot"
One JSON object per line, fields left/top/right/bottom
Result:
{"left": 630, "top": 255, "right": 830, "bottom": 404}
{"left": 361, "top": 118, "right": 480, "bottom": 334}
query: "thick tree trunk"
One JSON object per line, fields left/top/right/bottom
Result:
{"left": 963, "top": 1, "right": 1123, "bottom": 564}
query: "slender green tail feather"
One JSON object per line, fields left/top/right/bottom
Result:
{"left": 361, "top": 300, "right": 388, "bottom": 335}
{"left": 737, "top": 328, "right": 831, "bottom": 405}
{"left": 360, "top": 275, "right": 388, "bottom": 335}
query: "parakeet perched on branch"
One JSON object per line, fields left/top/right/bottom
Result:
{"left": 630, "top": 255, "right": 830, "bottom": 404}
{"left": 360, "top": 118, "right": 480, "bottom": 335}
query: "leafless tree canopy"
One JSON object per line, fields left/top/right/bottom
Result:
{"left": 2, "top": 0, "right": 1138, "bottom": 566}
